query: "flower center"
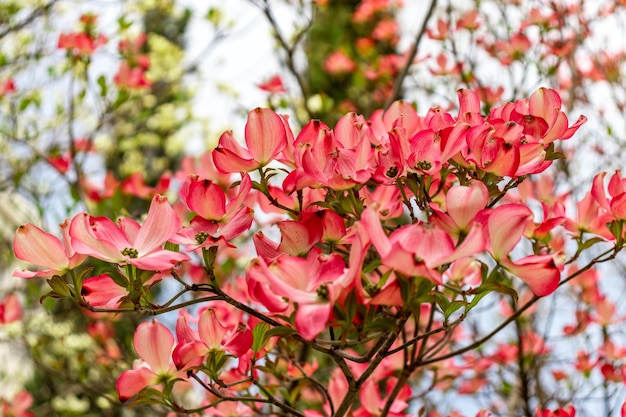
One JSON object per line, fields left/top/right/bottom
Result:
{"left": 195, "top": 232, "right": 210, "bottom": 244}
{"left": 386, "top": 166, "right": 398, "bottom": 178}
{"left": 317, "top": 284, "right": 329, "bottom": 300}
{"left": 121, "top": 247, "right": 139, "bottom": 258}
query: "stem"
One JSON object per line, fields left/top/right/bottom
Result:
{"left": 84, "top": 296, "right": 222, "bottom": 315}
{"left": 601, "top": 325, "right": 611, "bottom": 417}
{"left": 253, "top": 379, "right": 306, "bottom": 417}
{"left": 0, "top": 1, "right": 57, "bottom": 40}
{"left": 252, "top": 0, "right": 314, "bottom": 121}
{"left": 333, "top": 311, "right": 411, "bottom": 417}
{"left": 514, "top": 309, "right": 533, "bottom": 416}
{"left": 419, "top": 247, "right": 618, "bottom": 366}
{"left": 380, "top": 369, "right": 411, "bottom": 417}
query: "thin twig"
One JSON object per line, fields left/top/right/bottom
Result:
{"left": 384, "top": 0, "right": 439, "bottom": 109}
{"left": 0, "top": 1, "right": 57, "bottom": 40}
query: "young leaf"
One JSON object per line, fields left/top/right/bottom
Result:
{"left": 252, "top": 322, "right": 271, "bottom": 353}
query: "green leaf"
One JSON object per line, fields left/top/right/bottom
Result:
{"left": 47, "top": 275, "right": 72, "bottom": 298}
{"left": 362, "top": 258, "right": 381, "bottom": 274}
{"left": 267, "top": 326, "right": 298, "bottom": 337}
{"left": 125, "top": 387, "right": 169, "bottom": 408}
{"left": 205, "top": 7, "right": 224, "bottom": 26}
{"left": 445, "top": 300, "right": 468, "bottom": 319}
{"left": 97, "top": 75, "right": 107, "bottom": 97}
{"left": 113, "top": 89, "right": 130, "bottom": 107}
{"left": 578, "top": 237, "right": 606, "bottom": 251}
{"left": 164, "top": 241, "right": 180, "bottom": 252}
{"left": 252, "top": 322, "right": 271, "bottom": 353}
{"left": 205, "top": 350, "right": 229, "bottom": 378}
{"left": 608, "top": 220, "right": 624, "bottom": 245}
{"left": 468, "top": 282, "right": 518, "bottom": 311}
{"left": 430, "top": 291, "right": 450, "bottom": 312}
{"left": 467, "top": 290, "right": 491, "bottom": 311}
{"left": 117, "top": 16, "right": 133, "bottom": 30}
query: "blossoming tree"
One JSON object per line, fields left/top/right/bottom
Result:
{"left": 3, "top": 1, "right": 626, "bottom": 417}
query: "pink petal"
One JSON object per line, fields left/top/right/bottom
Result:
{"left": 360, "top": 380, "right": 382, "bottom": 413}
{"left": 591, "top": 172, "right": 610, "bottom": 211}
{"left": 69, "top": 213, "right": 128, "bottom": 262}
{"left": 278, "top": 218, "right": 321, "bottom": 256}
{"left": 542, "top": 111, "right": 568, "bottom": 144}
{"left": 457, "top": 88, "right": 481, "bottom": 118}
{"left": 13, "top": 269, "right": 56, "bottom": 278}
{"left": 359, "top": 208, "right": 391, "bottom": 257}
{"left": 321, "top": 210, "right": 347, "bottom": 242}
{"left": 223, "top": 324, "right": 253, "bottom": 357}
{"left": 383, "top": 100, "right": 422, "bottom": 137}
{"left": 0, "top": 292, "right": 22, "bottom": 323}
{"left": 433, "top": 222, "right": 486, "bottom": 267}
{"left": 484, "top": 205, "right": 532, "bottom": 260}
{"left": 13, "top": 224, "right": 68, "bottom": 271}
{"left": 393, "top": 224, "right": 454, "bottom": 268}
{"left": 440, "top": 122, "right": 471, "bottom": 161}
{"left": 610, "top": 193, "right": 626, "bottom": 220}
{"left": 247, "top": 257, "right": 317, "bottom": 303}
{"left": 528, "top": 87, "right": 561, "bottom": 125}
{"left": 172, "top": 340, "right": 206, "bottom": 370}
{"left": 59, "top": 219, "right": 79, "bottom": 259}
{"left": 246, "top": 274, "right": 289, "bottom": 312}
{"left": 175, "top": 314, "right": 198, "bottom": 344}
{"left": 245, "top": 108, "right": 287, "bottom": 165}
{"left": 446, "top": 182, "right": 489, "bottom": 231}
{"left": 219, "top": 206, "right": 254, "bottom": 241}
{"left": 118, "top": 218, "right": 141, "bottom": 244}
{"left": 134, "top": 194, "right": 180, "bottom": 254}
{"left": 134, "top": 320, "right": 174, "bottom": 373}
{"left": 82, "top": 274, "right": 127, "bottom": 308}
{"left": 180, "top": 176, "right": 226, "bottom": 221}
{"left": 370, "top": 281, "right": 403, "bottom": 306}
{"left": 501, "top": 255, "right": 560, "bottom": 296}
{"left": 212, "top": 131, "right": 259, "bottom": 173}
{"left": 561, "top": 114, "right": 587, "bottom": 140}
{"left": 225, "top": 173, "right": 252, "bottom": 217}
{"left": 253, "top": 231, "right": 281, "bottom": 262}
{"left": 295, "top": 302, "right": 332, "bottom": 340}
{"left": 198, "top": 309, "right": 227, "bottom": 349}
{"left": 128, "top": 250, "right": 189, "bottom": 271}
{"left": 608, "top": 170, "right": 626, "bottom": 197}
{"left": 116, "top": 367, "right": 156, "bottom": 402}
{"left": 335, "top": 112, "right": 365, "bottom": 149}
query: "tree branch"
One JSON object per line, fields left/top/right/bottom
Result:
{"left": 384, "top": 0, "right": 438, "bottom": 109}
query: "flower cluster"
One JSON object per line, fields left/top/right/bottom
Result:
{"left": 12, "top": 88, "right": 626, "bottom": 416}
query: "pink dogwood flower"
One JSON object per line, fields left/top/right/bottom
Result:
{"left": 13, "top": 220, "right": 87, "bottom": 278}
{"left": 247, "top": 244, "right": 364, "bottom": 340}
{"left": 360, "top": 207, "right": 485, "bottom": 284}
{"left": 173, "top": 173, "right": 254, "bottom": 251}
{"left": 591, "top": 170, "right": 626, "bottom": 221}
{"left": 81, "top": 274, "right": 128, "bottom": 308}
{"left": 173, "top": 308, "right": 252, "bottom": 371}
{"left": 0, "top": 292, "right": 22, "bottom": 324}
{"left": 212, "top": 108, "right": 287, "bottom": 173}
{"left": 480, "top": 204, "right": 561, "bottom": 296}
{"left": 1, "top": 391, "right": 35, "bottom": 417}
{"left": 70, "top": 194, "right": 189, "bottom": 271}
{"left": 116, "top": 320, "right": 183, "bottom": 402}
